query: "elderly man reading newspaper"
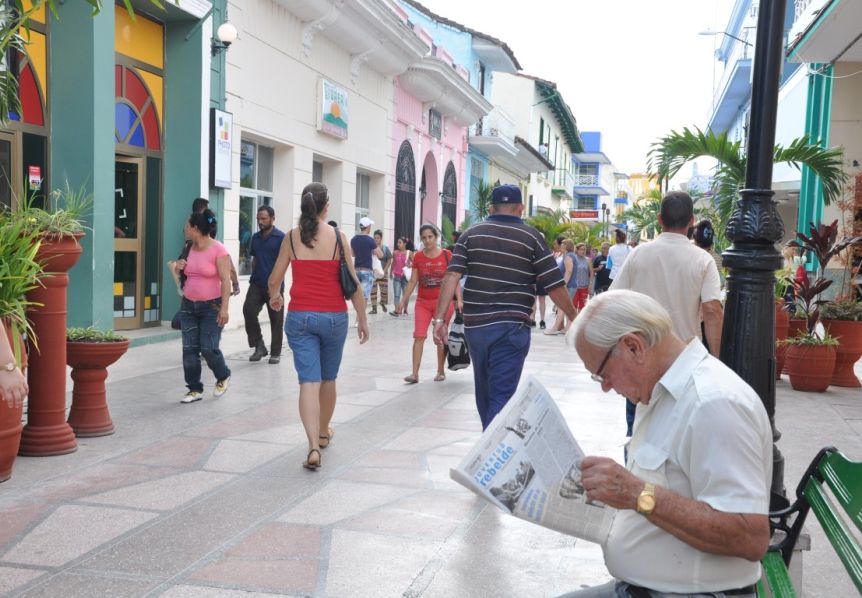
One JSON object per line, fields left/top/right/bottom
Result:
{"left": 563, "top": 290, "right": 771, "bottom": 598}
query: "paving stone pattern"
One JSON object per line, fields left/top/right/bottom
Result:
{"left": 0, "top": 312, "right": 859, "bottom": 596}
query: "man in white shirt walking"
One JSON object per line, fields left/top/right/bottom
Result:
{"left": 610, "top": 191, "right": 723, "bottom": 437}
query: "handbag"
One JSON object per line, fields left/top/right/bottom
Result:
{"left": 446, "top": 310, "right": 471, "bottom": 371}
{"left": 335, "top": 232, "right": 359, "bottom": 299}
{"left": 372, "top": 254, "right": 385, "bottom": 280}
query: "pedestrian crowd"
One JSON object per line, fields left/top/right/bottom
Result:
{"left": 39, "top": 183, "right": 780, "bottom": 597}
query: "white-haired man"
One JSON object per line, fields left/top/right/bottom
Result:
{"left": 563, "top": 290, "right": 771, "bottom": 598}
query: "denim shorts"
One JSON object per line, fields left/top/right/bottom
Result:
{"left": 357, "top": 269, "right": 374, "bottom": 300}
{"left": 285, "top": 311, "right": 349, "bottom": 383}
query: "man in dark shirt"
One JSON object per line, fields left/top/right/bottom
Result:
{"left": 351, "top": 217, "right": 383, "bottom": 303}
{"left": 592, "top": 242, "right": 611, "bottom": 294}
{"left": 243, "top": 205, "right": 285, "bottom": 364}
{"left": 432, "top": 185, "right": 577, "bottom": 429}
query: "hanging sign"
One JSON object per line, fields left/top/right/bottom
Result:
{"left": 209, "top": 108, "right": 233, "bottom": 189}
{"left": 570, "top": 210, "right": 599, "bottom": 219}
{"left": 319, "top": 78, "right": 349, "bottom": 140}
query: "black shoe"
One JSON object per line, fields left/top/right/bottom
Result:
{"left": 268, "top": 355, "right": 280, "bottom": 364}
{"left": 249, "top": 341, "right": 268, "bottom": 362}
{"left": 381, "top": 304, "right": 388, "bottom": 313}
{"left": 370, "top": 307, "right": 377, "bottom": 315}
{"left": 530, "top": 320, "right": 537, "bottom": 327}
{"left": 539, "top": 320, "right": 546, "bottom": 329}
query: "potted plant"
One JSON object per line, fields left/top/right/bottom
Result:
{"left": 781, "top": 221, "right": 862, "bottom": 392}
{"left": 821, "top": 299, "right": 862, "bottom": 388}
{"left": 0, "top": 211, "right": 44, "bottom": 482}
{"left": 12, "top": 182, "right": 92, "bottom": 456}
{"left": 66, "top": 327, "right": 129, "bottom": 437}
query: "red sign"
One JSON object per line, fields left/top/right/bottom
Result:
{"left": 570, "top": 210, "right": 599, "bottom": 219}
{"left": 28, "top": 165, "right": 41, "bottom": 190}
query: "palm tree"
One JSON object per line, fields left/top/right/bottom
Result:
{"left": 646, "top": 127, "right": 846, "bottom": 243}
{"left": 622, "top": 187, "right": 662, "bottom": 241}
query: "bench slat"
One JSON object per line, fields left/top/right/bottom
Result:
{"left": 804, "top": 480, "right": 862, "bottom": 594}
{"left": 759, "top": 551, "right": 797, "bottom": 598}
{"left": 819, "top": 451, "right": 862, "bottom": 536}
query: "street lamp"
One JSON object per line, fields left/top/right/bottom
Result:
{"left": 719, "top": 0, "right": 787, "bottom": 497}
{"left": 212, "top": 22, "right": 238, "bottom": 56}
{"left": 601, "top": 202, "right": 607, "bottom": 239}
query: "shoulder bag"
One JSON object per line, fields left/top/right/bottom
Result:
{"left": 335, "top": 231, "right": 359, "bottom": 299}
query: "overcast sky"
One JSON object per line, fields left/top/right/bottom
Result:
{"left": 419, "top": 0, "right": 734, "bottom": 176}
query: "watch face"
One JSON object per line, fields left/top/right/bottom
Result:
{"left": 638, "top": 495, "right": 656, "bottom": 513}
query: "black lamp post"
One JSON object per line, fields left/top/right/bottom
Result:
{"left": 720, "top": 0, "right": 787, "bottom": 497}
{"left": 601, "top": 202, "right": 608, "bottom": 239}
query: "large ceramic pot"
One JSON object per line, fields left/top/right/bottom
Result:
{"left": 782, "top": 319, "right": 807, "bottom": 376}
{"left": 21, "top": 233, "right": 84, "bottom": 456}
{"left": 66, "top": 340, "right": 129, "bottom": 437}
{"left": 822, "top": 319, "right": 862, "bottom": 388}
{"left": 0, "top": 318, "right": 27, "bottom": 482}
{"left": 775, "top": 303, "right": 790, "bottom": 380}
{"left": 785, "top": 344, "right": 837, "bottom": 393}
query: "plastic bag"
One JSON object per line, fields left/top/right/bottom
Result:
{"left": 446, "top": 311, "right": 471, "bottom": 371}
{"left": 372, "top": 255, "right": 385, "bottom": 280}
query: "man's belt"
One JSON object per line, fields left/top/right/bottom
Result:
{"left": 625, "top": 584, "right": 756, "bottom": 597}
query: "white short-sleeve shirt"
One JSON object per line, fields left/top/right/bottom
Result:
{"left": 609, "top": 233, "right": 722, "bottom": 344}
{"left": 603, "top": 340, "right": 772, "bottom": 593}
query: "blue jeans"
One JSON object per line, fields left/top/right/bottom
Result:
{"left": 464, "top": 322, "right": 531, "bottom": 429}
{"left": 285, "top": 311, "right": 349, "bottom": 383}
{"left": 357, "top": 269, "right": 374, "bottom": 300}
{"left": 180, "top": 297, "right": 231, "bottom": 392}
{"left": 391, "top": 275, "right": 407, "bottom": 306}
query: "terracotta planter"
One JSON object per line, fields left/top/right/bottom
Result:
{"left": 20, "top": 233, "right": 83, "bottom": 456}
{"left": 775, "top": 303, "right": 790, "bottom": 380}
{"left": 66, "top": 340, "right": 129, "bottom": 437}
{"left": 785, "top": 344, "right": 837, "bottom": 392}
{"left": 822, "top": 319, "right": 862, "bottom": 388}
{"left": 782, "top": 319, "right": 807, "bottom": 375}
{"left": 0, "top": 319, "right": 27, "bottom": 483}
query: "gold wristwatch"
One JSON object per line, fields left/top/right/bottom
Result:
{"left": 636, "top": 482, "right": 656, "bottom": 516}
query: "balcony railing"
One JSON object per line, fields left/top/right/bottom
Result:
{"left": 574, "top": 174, "right": 599, "bottom": 186}
{"left": 469, "top": 105, "right": 516, "bottom": 143}
{"left": 553, "top": 169, "right": 574, "bottom": 191}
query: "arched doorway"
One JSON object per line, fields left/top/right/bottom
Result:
{"left": 420, "top": 152, "right": 439, "bottom": 228}
{"left": 442, "top": 161, "right": 457, "bottom": 229}
{"left": 394, "top": 140, "right": 416, "bottom": 244}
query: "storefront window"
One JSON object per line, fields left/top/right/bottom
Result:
{"left": 239, "top": 140, "right": 273, "bottom": 275}
{"left": 355, "top": 172, "right": 370, "bottom": 231}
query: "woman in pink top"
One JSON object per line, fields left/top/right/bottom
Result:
{"left": 175, "top": 210, "right": 233, "bottom": 404}
{"left": 269, "top": 183, "right": 369, "bottom": 470}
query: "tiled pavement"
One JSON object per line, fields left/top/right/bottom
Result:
{"left": 0, "top": 311, "right": 860, "bottom": 597}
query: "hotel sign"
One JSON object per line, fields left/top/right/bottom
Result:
{"left": 319, "top": 78, "right": 349, "bottom": 140}
{"left": 570, "top": 210, "right": 599, "bottom": 219}
{"left": 209, "top": 108, "right": 233, "bottom": 189}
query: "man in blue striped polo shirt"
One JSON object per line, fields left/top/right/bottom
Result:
{"left": 432, "top": 184, "right": 577, "bottom": 429}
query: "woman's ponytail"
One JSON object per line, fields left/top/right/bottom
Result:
{"left": 299, "top": 182, "right": 329, "bottom": 247}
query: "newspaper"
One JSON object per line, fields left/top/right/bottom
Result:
{"left": 450, "top": 375, "right": 616, "bottom": 544}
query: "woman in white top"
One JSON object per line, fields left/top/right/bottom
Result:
{"left": 607, "top": 229, "right": 631, "bottom": 280}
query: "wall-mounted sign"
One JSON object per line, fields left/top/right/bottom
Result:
{"left": 319, "top": 78, "right": 349, "bottom": 140}
{"left": 28, "top": 165, "right": 41, "bottom": 191}
{"left": 570, "top": 210, "right": 599, "bottom": 219}
{"left": 429, "top": 108, "right": 442, "bottom": 140}
{"left": 209, "top": 108, "right": 233, "bottom": 189}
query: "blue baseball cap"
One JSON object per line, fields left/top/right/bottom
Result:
{"left": 491, "top": 184, "right": 522, "bottom": 204}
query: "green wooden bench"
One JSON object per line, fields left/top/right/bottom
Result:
{"left": 757, "top": 447, "right": 862, "bottom": 597}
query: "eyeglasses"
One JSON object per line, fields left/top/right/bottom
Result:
{"left": 590, "top": 343, "right": 617, "bottom": 384}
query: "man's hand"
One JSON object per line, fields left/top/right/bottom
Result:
{"left": 231, "top": 281, "right": 241, "bottom": 296}
{"left": 0, "top": 368, "right": 28, "bottom": 409}
{"left": 580, "top": 456, "right": 643, "bottom": 510}
{"left": 432, "top": 320, "right": 448, "bottom": 346}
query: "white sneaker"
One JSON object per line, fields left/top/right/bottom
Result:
{"left": 214, "top": 376, "right": 231, "bottom": 398}
{"left": 181, "top": 390, "right": 203, "bottom": 404}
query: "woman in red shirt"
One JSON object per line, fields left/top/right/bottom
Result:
{"left": 268, "top": 183, "right": 369, "bottom": 470}
{"left": 395, "top": 224, "right": 462, "bottom": 383}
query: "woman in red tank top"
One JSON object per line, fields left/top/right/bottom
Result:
{"left": 395, "top": 224, "right": 463, "bottom": 383}
{"left": 268, "top": 183, "right": 369, "bottom": 470}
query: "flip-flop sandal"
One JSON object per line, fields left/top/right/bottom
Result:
{"left": 434, "top": 374, "right": 446, "bottom": 382}
{"left": 319, "top": 427, "right": 335, "bottom": 449}
{"left": 303, "top": 449, "right": 321, "bottom": 470}
{"left": 404, "top": 375, "right": 418, "bottom": 384}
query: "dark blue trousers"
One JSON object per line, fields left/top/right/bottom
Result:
{"left": 180, "top": 297, "right": 231, "bottom": 392}
{"left": 464, "top": 322, "right": 531, "bottom": 430}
